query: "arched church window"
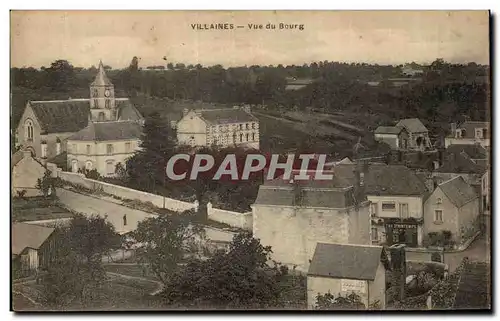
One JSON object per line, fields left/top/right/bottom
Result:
{"left": 85, "top": 161, "right": 93, "bottom": 170}
{"left": 98, "top": 112, "right": 105, "bottom": 122}
{"left": 105, "top": 99, "right": 111, "bottom": 109}
{"left": 25, "top": 119, "right": 34, "bottom": 141}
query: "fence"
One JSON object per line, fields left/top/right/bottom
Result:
{"left": 49, "top": 165, "right": 197, "bottom": 213}
{"left": 207, "top": 202, "right": 253, "bottom": 230}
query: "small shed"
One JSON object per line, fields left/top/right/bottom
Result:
{"left": 307, "top": 243, "right": 390, "bottom": 310}
{"left": 12, "top": 223, "right": 56, "bottom": 274}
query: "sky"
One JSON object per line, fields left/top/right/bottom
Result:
{"left": 10, "top": 10, "right": 490, "bottom": 69}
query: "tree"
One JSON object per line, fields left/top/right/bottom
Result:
{"left": 36, "top": 170, "right": 61, "bottom": 198}
{"left": 42, "top": 230, "right": 84, "bottom": 308}
{"left": 162, "top": 231, "right": 286, "bottom": 309}
{"left": 130, "top": 210, "right": 204, "bottom": 286}
{"left": 67, "top": 213, "right": 121, "bottom": 265}
{"left": 129, "top": 56, "right": 139, "bottom": 72}
{"left": 114, "top": 162, "right": 127, "bottom": 180}
{"left": 126, "top": 112, "right": 177, "bottom": 192}
{"left": 42, "top": 215, "right": 120, "bottom": 306}
{"left": 315, "top": 292, "right": 366, "bottom": 310}
{"left": 167, "top": 63, "right": 174, "bottom": 70}
{"left": 46, "top": 59, "right": 76, "bottom": 91}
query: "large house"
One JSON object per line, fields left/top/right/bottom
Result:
{"left": 433, "top": 145, "right": 489, "bottom": 213}
{"left": 16, "top": 62, "right": 143, "bottom": 170}
{"left": 423, "top": 176, "right": 480, "bottom": 246}
{"left": 251, "top": 168, "right": 371, "bottom": 272}
{"left": 445, "top": 121, "right": 490, "bottom": 148}
{"left": 66, "top": 121, "right": 142, "bottom": 176}
{"left": 395, "top": 118, "right": 432, "bottom": 150}
{"left": 332, "top": 164, "right": 429, "bottom": 248}
{"left": 176, "top": 106, "right": 260, "bottom": 150}
{"left": 307, "top": 243, "right": 389, "bottom": 309}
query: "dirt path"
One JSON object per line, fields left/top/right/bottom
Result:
{"left": 106, "top": 271, "right": 164, "bottom": 296}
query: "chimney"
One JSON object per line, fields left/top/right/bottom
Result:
{"left": 438, "top": 149, "right": 444, "bottom": 167}
{"left": 182, "top": 108, "right": 189, "bottom": 117}
{"left": 450, "top": 122, "right": 457, "bottom": 136}
{"left": 389, "top": 244, "right": 407, "bottom": 302}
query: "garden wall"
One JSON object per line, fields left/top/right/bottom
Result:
{"left": 207, "top": 202, "right": 253, "bottom": 231}
{"left": 49, "top": 165, "right": 197, "bottom": 213}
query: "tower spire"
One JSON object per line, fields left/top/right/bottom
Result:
{"left": 91, "top": 60, "right": 112, "bottom": 86}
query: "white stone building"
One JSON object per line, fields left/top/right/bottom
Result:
{"left": 176, "top": 106, "right": 260, "bottom": 150}
{"left": 251, "top": 169, "right": 371, "bottom": 272}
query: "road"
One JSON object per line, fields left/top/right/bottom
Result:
{"left": 406, "top": 233, "right": 490, "bottom": 272}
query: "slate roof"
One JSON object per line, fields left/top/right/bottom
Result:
{"left": 199, "top": 108, "right": 258, "bottom": 125}
{"left": 445, "top": 144, "right": 488, "bottom": 160}
{"left": 28, "top": 98, "right": 143, "bottom": 134}
{"left": 116, "top": 99, "right": 144, "bottom": 122}
{"left": 436, "top": 151, "right": 487, "bottom": 174}
{"left": 308, "top": 243, "right": 386, "bottom": 280}
{"left": 396, "top": 118, "right": 428, "bottom": 133}
{"left": 333, "top": 164, "right": 428, "bottom": 196}
{"left": 439, "top": 176, "right": 478, "bottom": 208}
{"left": 374, "top": 126, "right": 403, "bottom": 135}
{"left": 29, "top": 100, "right": 90, "bottom": 134}
{"left": 12, "top": 223, "right": 55, "bottom": 255}
{"left": 91, "top": 61, "right": 113, "bottom": 86}
{"left": 68, "top": 121, "right": 143, "bottom": 142}
{"left": 253, "top": 170, "right": 360, "bottom": 208}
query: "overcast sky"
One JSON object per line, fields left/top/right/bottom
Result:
{"left": 11, "top": 10, "right": 489, "bottom": 69}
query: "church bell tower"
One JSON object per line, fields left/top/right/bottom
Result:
{"left": 89, "top": 60, "right": 116, "bottom": 122}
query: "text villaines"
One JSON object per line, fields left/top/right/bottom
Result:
{"left": 191, "top": 23, "right": 234, "bottom": 30}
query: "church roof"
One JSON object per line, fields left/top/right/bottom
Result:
{"left": 91, "top": 61, "right": 113, "bottom": 86}
{"left": 68, "top": 121, "right": 143, "bottom": 142}
{"left": 27, "top": 98, "right": 143, "bottom": 134}
{"left": 116, "top": 99, "right": 144, "bottom": 122}
{"left": 29, "top": 99, "right": 90, "bottom": 134}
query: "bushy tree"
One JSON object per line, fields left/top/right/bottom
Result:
{"left": 130, "top": 209, "right": 204, "bottom": 286}
{"left": 162, "top": 231, "right": 287, "bottom": 309}
{"left": 36, "top": 170, "right": 61, "bottom": 198}
{"left": 126, "top": 112, "right": 177, "bottom": 192}
{"left": 42, "top": 215, "right": 120, "bottom": 307}
{"left": 315, "top": 292, "right": 366, "bottom": 310}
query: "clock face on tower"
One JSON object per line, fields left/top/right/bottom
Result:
{"left": 104, "top": 89, "right": 111, "bottom": 97}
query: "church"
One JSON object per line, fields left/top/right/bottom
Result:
{"left": 15, "top": 61, "right": 144, "bottom": 176}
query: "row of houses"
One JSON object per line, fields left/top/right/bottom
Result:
{"left": 374, "top": 118, "right": 490, "bottom": 151}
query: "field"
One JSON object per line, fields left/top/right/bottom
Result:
{"left": 12, "top": 273, "right": 164, "bottom": 311}
{"left": 12, "top": 197, "right": 74, "bottom": 222}
{"left": 255, "top": 109, "right": 390, "bottom": 157}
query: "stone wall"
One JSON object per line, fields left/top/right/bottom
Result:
{"left": 207, "top": 202, "right": 253, "bottom": 230}
{"left": 49, "top": 165, "right": 197, "bottom": 213}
